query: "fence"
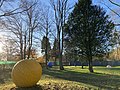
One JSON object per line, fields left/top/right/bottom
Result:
{"left": 69, "top": 61, "right": 120, "bottom": 66}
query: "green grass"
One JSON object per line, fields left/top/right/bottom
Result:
{"left": 0, "top": 66, "right": 120, "bottom": 90}
{"left": 41, "top": 66, "right": 120, "bottom": 89}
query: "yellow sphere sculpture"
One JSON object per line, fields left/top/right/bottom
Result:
{"left": 11, "top": 60, "right": 42, "bottom": 87}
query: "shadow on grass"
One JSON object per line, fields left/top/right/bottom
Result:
{"left": 0, "top": 68, "right": 12, "bottom": 84}
{"left": 10, "top": 85, "right": 43, "bottom": 90}
{"left": 43, "top": 67, "right": 120, "bottom": 90}
{"left": 97, "top": 67, "right": 120, "bottom": 72}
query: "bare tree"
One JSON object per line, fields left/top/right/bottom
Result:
{"left": 0, "top": 0, "right": 41, "bottom": 60}
{"left": 20, "top": 0, "right": 40, "bottom": 59}
{"left": 0, "top": 0, "right": 36, "bottom": 17}
{"left": 0, "top": 36, "right": 19, "bottom": 61}
{"left": 50, "top": 0, "right": 69, "bottom": 70}
{"left": 4, "top": 15, "right": 27, "bottom": 60}
{"left": 0, "top": 0, "right": 39, "bottom": 60}
{"left": 39, "top": 5, "right": 54, "bottom": 68}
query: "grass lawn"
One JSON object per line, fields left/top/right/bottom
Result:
{"left": 0, "top": 66, "right": 120, "bottom": 90}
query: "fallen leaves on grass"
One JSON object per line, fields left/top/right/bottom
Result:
{"left": 10, "top": 82, "right": 88, "bottom": 90}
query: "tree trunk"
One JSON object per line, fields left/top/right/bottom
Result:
{"left": 58, "top": 30, "right": 64, "bottom": 70}
{"left": 59, "top": 0, "right": 65, "bottom": 70}
{"left": 45, "top": 23, "right": 49, "bottom": 68}
{"left": 59, "top": 32, "right": 64, "bottom": 70}
{"left": 23, "top": 33, "right": 27, "bottom": 59}
{"left": 82, "top": 65, "right": 84, "bottom": 69}
{"left": 81, "top": 63, "right": 84, "bottom": 69}
{"left": 27, "top": 29, "right": 31, "bottom": 59}
{"left": 88, "top": 55, "right": 94, "bottom": 73}
{"left": 20, "top": 35, "right": 23, "bottom": 60}
{"left": 60, "top": 51, "right": 64, "bottom": 70}
{"left": 54, "top": 55, "right": 57, "bottom": 66}
{"left": 87, "top": 44, "right": 94, "bottom": 72}
{"left": 27, "top": 29, "right": 33, "bottom": 59}
{"left": 20, "top": 42, "right": 23, "bottom": 60}
{"left": 27, "top": 45, "right": 31, "bottom": 59}
{"left": 45, "top": 36, "right": 48, "bottom": 69}
{"left": 54, "top": 38, "right": 57, "bottom": 66}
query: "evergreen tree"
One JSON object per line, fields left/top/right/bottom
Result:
{"left": 41, "top": 36, "right": 51, "bottom": 67}
{"left": 64, "top": 0, "right": 114, "bottom": 72}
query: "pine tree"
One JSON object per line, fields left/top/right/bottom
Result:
{"left": 41, "top": 36, "right": 51, "bottom": 67}
{"left": 64, "top": 0, "right": 114, "bottom": 72}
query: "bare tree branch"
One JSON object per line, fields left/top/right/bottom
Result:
{"left": 0, "top": 0, "right": 5, "bottom": 8}
{"left": 101, "top": 1, "right": 120, "bottom": 26}
{"left": 109, "top": 0, "right": 120, "bottom": 7}
{"left": 0, "top": 2, "right": 36, "bottom": 17}
{"left": 102, "top": 2, "right": 120, "bottom": 18}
